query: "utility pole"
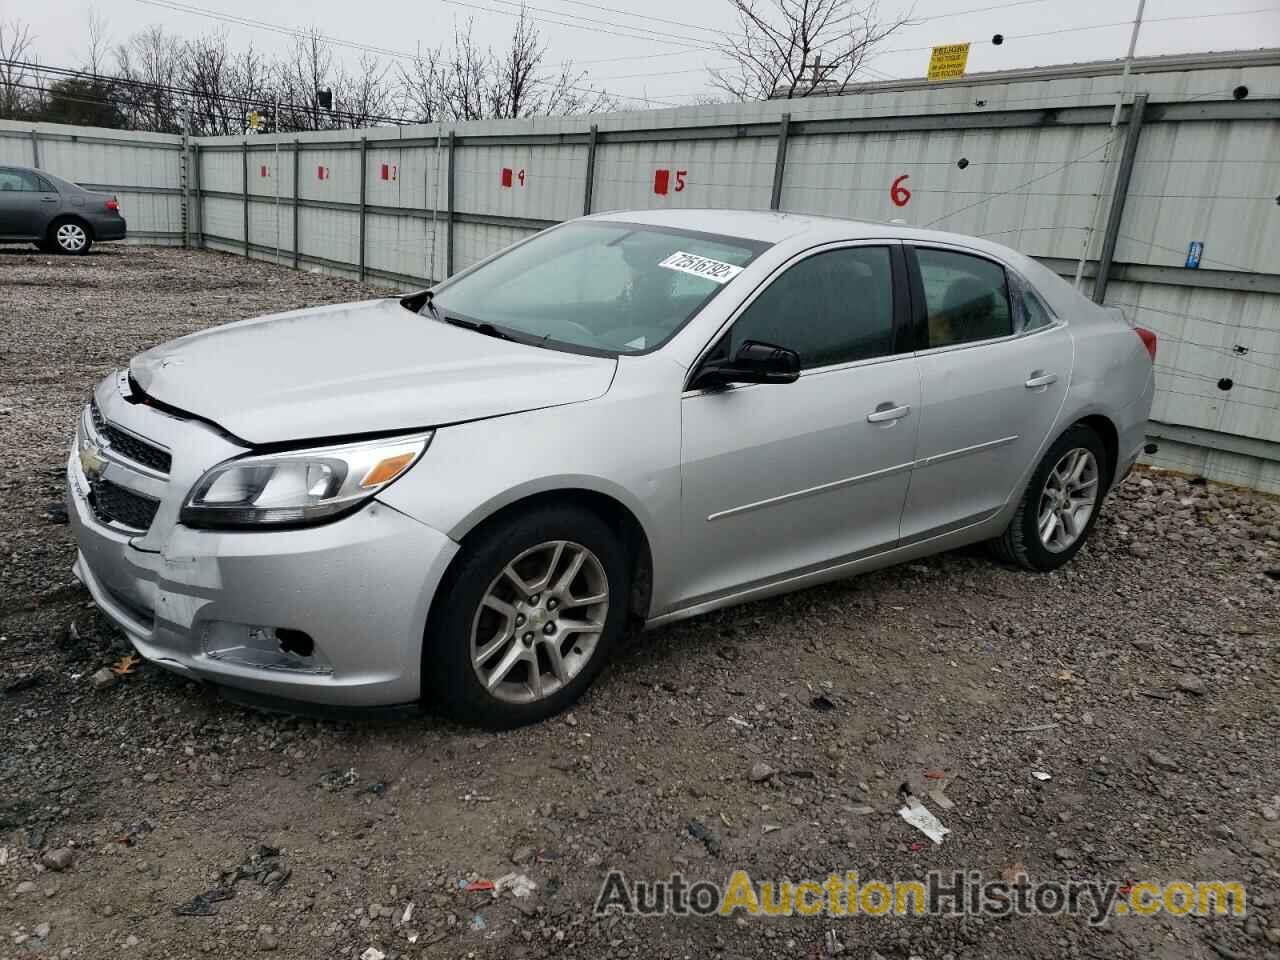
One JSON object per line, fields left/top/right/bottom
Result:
{"left": 1111, "top": 0, "right": 1146, "bottom": 127}
{"left": 1073, "top": 0, "right": 1146, "bottom": 288}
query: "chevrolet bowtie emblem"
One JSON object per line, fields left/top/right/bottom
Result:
{"left": 80, "top": 444, "right": 107, "bottom": 481}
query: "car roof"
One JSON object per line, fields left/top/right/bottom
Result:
{"left": 586, "top": 207, "right": 1008, "bottom": 251}
{"left": 583, "top": 207, "right": 1088, "bottom": 316}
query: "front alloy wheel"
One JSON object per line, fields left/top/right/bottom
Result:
{"left": 425, "top": 504, "right": 629, "bottom": 728}
{"left": 471, "top": 540, "right": 609, "bottom": 704}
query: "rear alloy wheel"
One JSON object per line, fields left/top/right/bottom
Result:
{"left": 425, "top": 505, "right": 629, "bottom": 728}
{"left": 990, "top": 424, "right": 1108, "bottom": 571}
{"left": 51, "top": 220, "right": 92, "bottom": 255}
{"left": 1038, "top": 447, "right": 1099, "bottom": 554}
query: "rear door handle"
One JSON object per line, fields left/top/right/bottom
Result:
{"left": 1025, "top": 372, "right": 1058, "bottom": 389}
{"left": 867, "top": 403, "right": 911, "bottom": 423}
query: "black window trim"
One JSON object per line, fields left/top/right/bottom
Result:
{"left": 685, "top": 238, "right": 914, "bottom": 393}
{"left": 904, "top": 242, "right": 1062, "bottom": 355}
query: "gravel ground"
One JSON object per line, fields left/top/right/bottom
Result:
{"left": 1, "top": 244, "right": 1279, "bottom": 960}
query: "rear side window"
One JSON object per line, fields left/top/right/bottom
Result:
{"left": 1019, "top": 287, "right": 1055, "bottom": 332}
{"left": 915, "top": 248, "right": 1013, "bottom": 347}
{"left": 727, "top": 246, "right": 896, "bottom": 369}
{"left": 0, "top": 168, "right": 41, "bottom": 192}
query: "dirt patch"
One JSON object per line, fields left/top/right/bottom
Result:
{"left": 1, "top": 245, "right": 1278, "bottom": 959}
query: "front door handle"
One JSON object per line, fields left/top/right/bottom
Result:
{"left": 40, "top": 196, "right": 58, "bottom": 203}
{"left": 867, "top": 403, "right": 911, "bottom": 424}
{"left": 1025, "top": 372, "right": 1058, "bottom": 389}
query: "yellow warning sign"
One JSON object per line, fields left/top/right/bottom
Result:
{"left": 927, "top": 43, "right": 970, "bottom": 80}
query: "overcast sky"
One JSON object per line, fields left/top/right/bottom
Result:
{"left": 8, "top": 0, "right": 1280, "bottom": 108}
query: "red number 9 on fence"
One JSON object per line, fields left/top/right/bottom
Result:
{"left": 890, "top": 174, "right": 911, "bottom": 207}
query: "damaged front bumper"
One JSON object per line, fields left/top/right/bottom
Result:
{"left": 66, "top": 376, "right": 459, "bottom": 707}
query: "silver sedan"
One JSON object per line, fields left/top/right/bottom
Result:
{"left": 67, "top": 210, "right": 1156, "bottom": 726}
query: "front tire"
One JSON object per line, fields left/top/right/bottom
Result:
{"left": 423, "top": 504, "right": 630, "bottom": 728}
{"left": 991, "top": 424, "right": 1108, "bottom": 571}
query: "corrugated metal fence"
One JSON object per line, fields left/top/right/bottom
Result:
{"left": 2, "top": 50, "right": 1278, "bottom": 491}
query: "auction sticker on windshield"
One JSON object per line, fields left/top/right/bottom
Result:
{"left": 658, "top": 251, "right": 745, "bottom": 285}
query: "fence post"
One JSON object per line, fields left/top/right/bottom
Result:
{"left": 29, "top": 129, "right": 39, "bottom": 168}
{"left": 181, "top": 125, "right": 191, "bottom": 249}
{"left": 1092, "top": 93, "right": 1147, "bottom": 304}
{"left": 292, "top": 140, "right": 300, "bottom": 271}
{"left": 358, "top": 136, "right": 368, "bottom": 283}
{"left": 242, "top": 140, "right": 249, "bottom": 258}
{"left": 583, "top": 123, "right": 599, "bottom": 216}
{"left": 446, "top": 130, "right": 456, "bottom": 278}
{"left": 191, "top": 143, "right": 203, "bottom": 249}
{"left": 770, "top": 113, "right": 791, "bottom": 211}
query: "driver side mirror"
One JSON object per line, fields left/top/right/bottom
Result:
{"left": 692, "top": 340, "right": 801, "bottom": 390}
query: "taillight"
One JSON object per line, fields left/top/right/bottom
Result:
{"left": 105, "top": 198, "right": 119, "bottom": 212}
{"left": 1135, "top": 326, "right": 1157, "bottom": 361}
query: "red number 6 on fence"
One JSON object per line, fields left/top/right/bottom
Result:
{"left": 890, "top": 174, "right": 911, "bottom": 207}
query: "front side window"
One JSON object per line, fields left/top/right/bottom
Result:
{"left": 0, "top": 168, "right": 40, "bottom": 192}
{"left": 725, "top": 246, "right": 896, "bottom": 369}
{"left": 430, "top": 221, "right": 767, "bottom": 355}
{"left": 916, "top": 248, "right": 1013, "bottom": 348}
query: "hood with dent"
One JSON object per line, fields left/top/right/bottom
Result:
{"left": 130, "top": 298, "right": 617, "bottom": 445}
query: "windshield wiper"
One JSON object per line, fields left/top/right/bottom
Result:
{"left": 440, "top": 314, "right": 520, "bottom": 343}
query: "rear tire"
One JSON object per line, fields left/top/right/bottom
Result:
{"left": 991, "top": 424, "right": 1108, "bottom": 571}
{"left": 422, "top": 504, "right": 630, "bottom": 729}
{"left": 48, "top": 218, "right": 92, "bottom": 255}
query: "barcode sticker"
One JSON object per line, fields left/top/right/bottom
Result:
{"left": 658, "top": 251, "right": 744, "bottom": 285}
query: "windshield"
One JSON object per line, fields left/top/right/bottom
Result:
{"left": 428, "top": 221, "right": 769, "bottom": 355}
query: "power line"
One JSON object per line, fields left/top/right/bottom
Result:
{"left": 924, "top": 135, "right": 1119, "bottom": 227}
{"left": 519, "top": 0, "right": 723, "bottom": 35}
{"left": 134, "top": 0, "right": 691, "bottom": 106}
{"left": 875, "top": 7, "right": 1276, "bottom": 57}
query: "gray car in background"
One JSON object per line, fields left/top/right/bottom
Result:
{"left": 0, "top": 164, "right": 126, "bottom": 254}
{"left": 67, "top": 210, "right": 1156, "bottom": 727}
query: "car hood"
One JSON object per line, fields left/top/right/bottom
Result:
{"left": 129, "top": 298, "right": 617, "bottom": 445}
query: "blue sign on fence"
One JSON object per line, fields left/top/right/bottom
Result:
{"left": 1186, "top": 241, "right": 1204, "bottom": 269}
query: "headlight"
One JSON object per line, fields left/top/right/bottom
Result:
{"left": 180, "top": 433, "right": 431, "bottom": 529}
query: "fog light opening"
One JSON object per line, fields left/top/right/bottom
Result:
{"left": 276, "top": 628, "right": 314, "bottom": 659}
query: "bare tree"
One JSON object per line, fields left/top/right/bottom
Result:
{"left": 335, "top": 52, "right": 396, "bottom": 128}
{"left": 0, "top": 18, "right": 39, "bottom": 119}
{"left": 711, "top": 0, "right": 912, "bottom": 101}
{"left": 114, "top": 25, "right": 184, "bottom": 131}
{"left": 278, "top": 29, "right": 338, "bottom": 131}
{"left": 84, "top": 6, "right": 111, "bottom": 76}
{"left": 415, "top": 11, "right": 614, "bottom": 122}
{"left": 397, "top": 42, "right": 446, "bottom": 124}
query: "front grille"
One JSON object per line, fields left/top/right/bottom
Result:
{"left": 90, "top": 401, "right": 172, "bottom": 474}
{"left": 90, "top": 480, "right": 161, "bottom": 532}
